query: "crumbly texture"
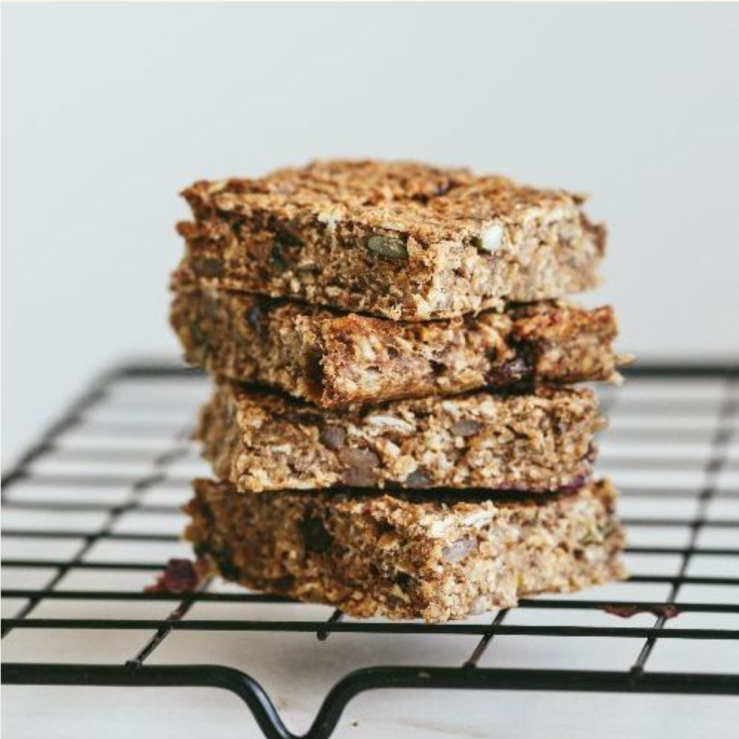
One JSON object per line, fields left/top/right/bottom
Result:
{"left": 173, "top": 160, "right": 606, "bottom": 321}
{"left": 184, "top": 478, "right": 626, "bottom": 622}
{"left": 196, "top": 382, "right": 602, "bottom": 493}
{"left": 172, "top": 286, "right": 626, "bottom": 408}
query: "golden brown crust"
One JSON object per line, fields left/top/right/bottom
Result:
{"left": 184, "top": 478, "right": 626, "bottom": 622}
{"left": 196, "top": 382, "right": 602, "bottom": 493}
{"left": 171, "top": 286, "right": 625, "bottom": 408}
{"left": 174, "top": 160, "right": 606, "bottom": 320}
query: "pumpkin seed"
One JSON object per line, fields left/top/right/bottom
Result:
{"left": 367, "top": 234, "right": 409, "bottom": 261}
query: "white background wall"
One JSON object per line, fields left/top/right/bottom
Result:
{"left": 3, "top": 2, "right": 739, "bottom": 465}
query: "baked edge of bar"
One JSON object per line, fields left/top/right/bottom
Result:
{"left": 173, "top": 161, "right": 606, "bottom": 320}
{"left": 196, "top": 382, "right": 602, "bottom": 493}
{"left": 170, "top": 286, "right": 627, "bottom": 408}
{"left": 184, "top": 478, "right": 626, "bottom": 622}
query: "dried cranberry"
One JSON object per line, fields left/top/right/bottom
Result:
{"left": 300, "top": 516, "right": 332, "bottom": 554}
{"left": 145, "top": 558, "right": 204, "bottom": 593}
{"left": 486, "top": 354, "right": 532, "bottom": 387}
{"left": 194, "top": 257, "right": 224, "bottom": 279}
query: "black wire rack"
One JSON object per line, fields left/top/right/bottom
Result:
{"left": 2, "top": 361, "right": 738, "bottom": 739}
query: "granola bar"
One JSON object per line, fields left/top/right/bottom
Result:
{"left": 172, "top": 286, "right": 625, "bottom": 408}
{"left": 184, "top": 478, "right": 626, "bottom": 622}
{"left": 174, "top": 160, "right": 605, "bottom": 321}
{"left": 196, "top": 382, "right": 602, "bottom": 493}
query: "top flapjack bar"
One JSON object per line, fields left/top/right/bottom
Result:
{"left": 174, "top": 160, "right": 606, "bottom": 321}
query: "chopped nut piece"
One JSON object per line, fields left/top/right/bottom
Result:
{"left": 404, "top": 468, "right": 434, "bottom": 488}
{"left": 442, "top": 537, "right": 477, "bottom": 563}
{"left": 319, "top": 425, "right": 346, "bottom": 451}
{"left": 451, "top": 420, "right": 483, "bottom": 438}
{"left": 479, "top": 224, "right": 504, "bottom": 253}
{"left": 338, "top": 448, "right": 381, "bottom": 487}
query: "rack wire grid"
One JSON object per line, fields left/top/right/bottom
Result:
{"left": 2, "top": 360, "right": 738, "bottom": 739}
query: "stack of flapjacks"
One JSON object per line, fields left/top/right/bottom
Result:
{"left": 170, "top": 160, "right": 629, "bottom": 622}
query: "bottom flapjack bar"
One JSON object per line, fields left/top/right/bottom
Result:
{"left": 184, "top": 479, "right": 626, "bottom": 622}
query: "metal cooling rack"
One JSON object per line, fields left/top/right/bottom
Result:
{"left": 2, "top": 361, "right": 738, "bottom": 739}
